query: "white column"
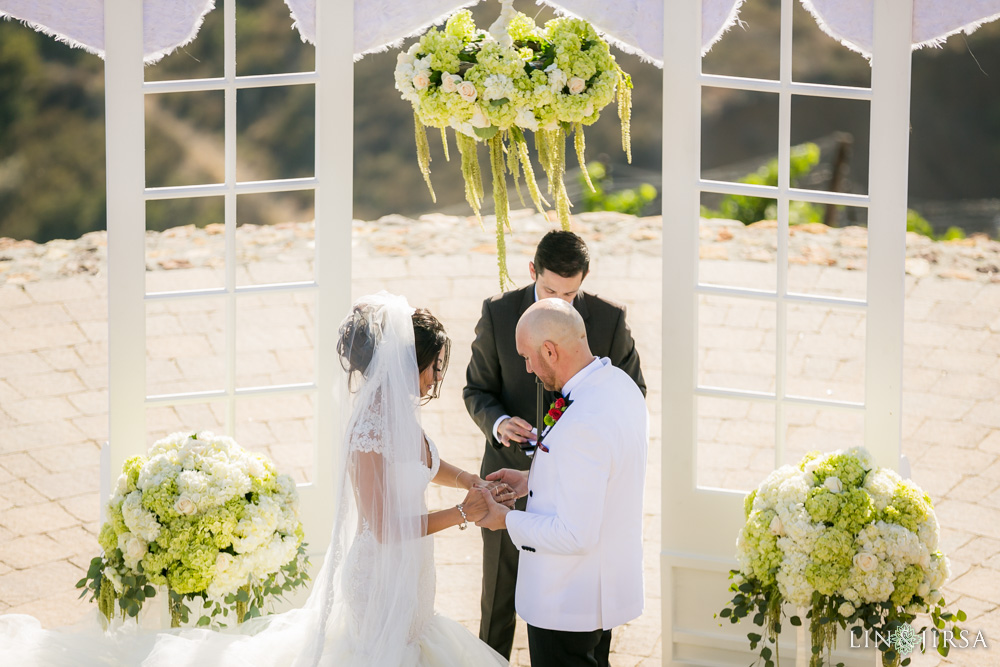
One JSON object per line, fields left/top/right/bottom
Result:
{"left": 661, "top": 0, "right": 701, "bottom": 662}
{"left": 865, "top": 0, "right": 912, "bottom": 470}
{"left": 105, "top": 0, "right": 147, "bottom": 479}
{"left": 304, "top": 0, "right": 355, "bottom": 548}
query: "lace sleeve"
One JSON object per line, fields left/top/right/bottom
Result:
{"left": 348, "top": 387, "right": 392, "bottom": 460}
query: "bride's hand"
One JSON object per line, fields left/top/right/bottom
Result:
{"left": 459, "top": 487, "right": 490, "bottom": 523}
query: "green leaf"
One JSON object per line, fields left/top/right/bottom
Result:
{"left": 747, "top": 633, "right": 762, "bottom": 642}
{"left": 473, "top": 126, "right": 498, "bottom": 140}
{"left": 761, "top": 647, "right": 772, "bottom": 660}
{"left": 790, "top": 616, "right": 802, "bottom": 626}
{"left": 489, "top": 98, "right": 509, "bottom": 107}
{"left": 144, "top": 585, "right": 155, "bottom": 597}
{"left": 197, "top": 616, "right": 211, "bottom": 626}
{"left": 236, "top": 588, "right": 250, "bottom": 603}
{"left": 720, "top": 608, "right": 732, "bottom": 618}
{"left": 957, "top": 610, "right": 967, "bottom": 622}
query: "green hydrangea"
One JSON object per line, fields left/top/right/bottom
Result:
{"left": 741, "top": 510, "right": 782, "bottom": 587}
{"left": 833, "top": 488, "right": 875, "bottom": 534}
{"left": 882, "top": 482, "right": 932, "bottom": 532}
{"left": 806, "top": 528, "right": 854, "bottom": 594}
{"left": 891, "top": 564, "right": 923, "bottom": 607}
{"left": 812, "top": 453, "right": 867, "bottom": 488}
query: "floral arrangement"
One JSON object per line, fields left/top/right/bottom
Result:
{"left": 719, "top": 447, "right": 965, "bottom": 667}
{"left": 77, "top": 431, "right": 310, "bottom": 628}
{"left": 394, "top": 3, "right": 632, "bottom": 288}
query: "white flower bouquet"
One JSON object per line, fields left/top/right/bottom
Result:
{"left": 77, "top": 431, "right": 309, "bottom": 628}
{"left": 394, "top": 7, "right": 632, "bottom": 288}
{"left": 719, "top": 447, "right": 966, "bottom": 667}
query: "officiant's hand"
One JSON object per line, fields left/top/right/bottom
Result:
{"left": 485, "top": 469, "right": 528, "bottom": 499}
{"left": 497, "top": 416, "right": 534, "bottom": 447}
{"left": 475, "top": 488, "right": 510, "bottom": 531}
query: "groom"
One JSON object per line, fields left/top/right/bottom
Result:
{"left": 464, "top": 230, "right": 645, "bottom": 659}
{"left": 476, "top": 299, "right": 648, "bottom": 667}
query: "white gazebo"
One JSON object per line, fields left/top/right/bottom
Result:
{"left": 2, "top": 0, "right": 999, "bottom": 663}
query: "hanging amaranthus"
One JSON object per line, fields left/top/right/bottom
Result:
{"left": 456, "top": 133, "right": 484, "bottom": 223}
{"left": 617, "top": 67, "right": 633, "bottom": 164}
{"left": 575, "top": 123, "right": 596, "bottom": 194}
{"left": 414, "top": 114, "right": 436, "bottom": 203}
{"left": 489, "top": 133, "right": 513, "bottom": 290}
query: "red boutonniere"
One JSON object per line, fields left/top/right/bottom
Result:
{"left": 543, "top": 397, "right": 568, "bottom": 427}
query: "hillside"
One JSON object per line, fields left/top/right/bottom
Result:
{"left": 0, "top": 0, "right": 997, "bottom": 241}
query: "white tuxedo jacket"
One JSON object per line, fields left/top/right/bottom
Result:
{"left": 505, "top": 358, "right": 648, "bottom": 632}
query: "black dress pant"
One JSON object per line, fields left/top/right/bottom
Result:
{"left": 527, "top": 624, "right": 612, "bottom": 667}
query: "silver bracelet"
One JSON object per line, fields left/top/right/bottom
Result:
{"left": 456, "top": 503, "right": 469, "bottom": 530}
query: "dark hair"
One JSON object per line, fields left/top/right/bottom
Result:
{"left": 337, "top": 305, "right": 377, "bottom": 382}
{"left": 336, "top": 305, "right": 451, "bottom": 396}
{"left": 534, "top": 230, "right": 590, "bottom": 278}
{"left": 413, "top": 308, "right": 450, "bottom": 401}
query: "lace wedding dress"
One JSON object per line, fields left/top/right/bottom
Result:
{"left": 0, "top": 292, "right": 506, "bottom": 666}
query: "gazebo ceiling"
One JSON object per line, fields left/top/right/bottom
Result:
{"left": 1, "top": 0, "right": 998, "bottom": 65}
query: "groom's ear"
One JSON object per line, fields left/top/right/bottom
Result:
{"left": 542, "top": 340, "right": 558, "bottom": 360}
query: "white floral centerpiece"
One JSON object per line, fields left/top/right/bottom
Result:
{"left": 394, "top": 4, "right": 632, "bottom": 288}
{"left": 77, "top": 431, "right": 309, "bottom": 628}
{"left": 719, "top": 447, "right": 966, "bottom": 667}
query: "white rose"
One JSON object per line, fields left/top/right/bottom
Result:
{"left": 542, "top": 118, "right": 559, "bottom": 131}
{"left": 769, "top": 515, "right": 785, "bottom": 536}
{"left": 854, "top": 552, "right": 878, "bottom": 573}
{"left": 457, "top": 81, "right": 478, "bottom": 103}
{"left": 126, "top": 536, "right": 147, "bottom": 561}
{"left": 824, "top": 476, "right": 843, "bottom": 493}
{"left": 928, "top": 589, "right": 944, "bottom": 605}
{"left": 470, "top": 106, "right": 491, "bottom": 129}
{"left": 547, "top": 67, "right": 567, "bottom": 92}
{"left": 919, "top": 550, "right": 931, "bottom": 569}
{"left": 567, "top": 77, "right": 586, "bottom": 95}
{"left": 412, "top": 70, "right": 431, "bottom": 91}
{"left": 838, "top": 602, "right": 855, "bottom": 617}
{"left": 216, "top": 552, "right": 234, "bottom": 572}
{"left": 918, "top": 581, "right": 930, "bottom": 599}
{"left": 174, "top": 495, "right": 197, "bottom": 516}
{"left": 514, "top": 107, "right": 539, "bottom": 132}
{"left": 396, "top": 51, "right": 415, "bottom": 66}
{"left": 441, "top": 74, "right": 461, "bottom": 94}
{"left": 583, "top": 101, "right": 594, "bottom": 117}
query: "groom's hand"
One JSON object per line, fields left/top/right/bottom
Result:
{"left": 497, "top": 416, "right": 534, "bottom": 447}
{"left": 485, "top": 469, "right": 528, "bottom": 498}
{"left": 475, "top": 488, "right": 510, "bottom": 531}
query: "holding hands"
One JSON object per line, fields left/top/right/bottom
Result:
{"left": 474, "top": 469, "right": 530, "bottom": 531}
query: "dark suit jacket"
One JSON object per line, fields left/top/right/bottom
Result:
{"left": 464, "top": 284, "right": 646, "bottom": 476}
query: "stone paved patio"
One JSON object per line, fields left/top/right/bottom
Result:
{"left": 1, "top": 213, "right": 998, "bottom": 665}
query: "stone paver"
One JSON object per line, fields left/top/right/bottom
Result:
{"left": 0, "top": 215, "right": 998, "bottom": 664}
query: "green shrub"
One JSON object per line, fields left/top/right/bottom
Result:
{"left": 580, "top": 161, "right": 657, "bottom": 217}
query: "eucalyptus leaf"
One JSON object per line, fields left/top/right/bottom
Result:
{"left": 473, "top": 126, "right": 499, "bottom": 140}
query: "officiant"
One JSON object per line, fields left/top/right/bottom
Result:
{"left": 464, "top": 230, "right": 646, "bottom": 659}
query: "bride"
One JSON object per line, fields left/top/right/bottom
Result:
{"left": 1, "top": 292, "right": 511, "bottom": 666}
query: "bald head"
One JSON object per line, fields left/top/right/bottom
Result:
{"left": 515, "top": 298, "right": 594, "bottom": 392}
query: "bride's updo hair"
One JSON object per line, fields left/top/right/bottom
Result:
{"left": 337, "top": 302, "right": 450, "bottom": 397}
{"left": 337, "top": 303, "right": 378, "bottom": 383}
{"left": 413, "top": 308, "right": 450, "bottom": 401}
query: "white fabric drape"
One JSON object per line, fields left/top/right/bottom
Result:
{"left": 2, "top": 0, "right": 999, "bottom": 65}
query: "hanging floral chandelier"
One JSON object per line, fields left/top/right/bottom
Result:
{"left": 394, "top": 0, "right": 632, "bottom": 288}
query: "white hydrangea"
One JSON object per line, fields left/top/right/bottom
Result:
{"left": 482, "top": 74, "right": 515, "bottom": 101}
{"left": 121, "top": 491, "right": 161, "bottom": 543}
{"left": 775, "top": 545, "right": 813, "bottom": 607}
{"left": 863, "top": 468, "right": 903, "bottom": 512}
